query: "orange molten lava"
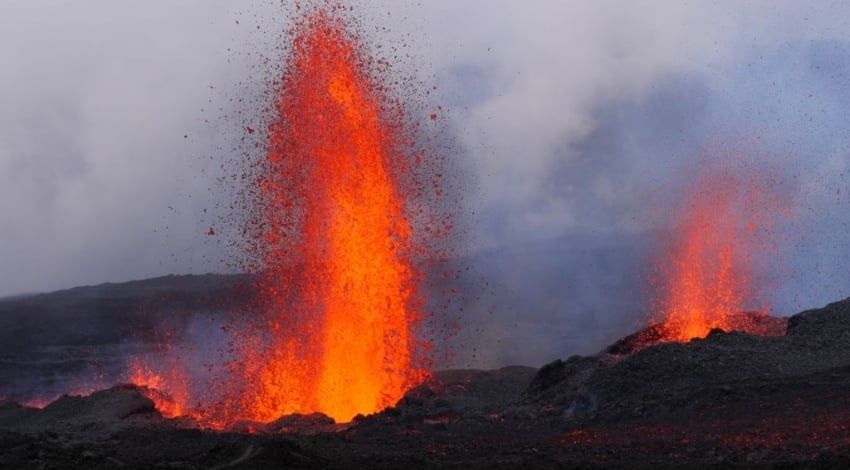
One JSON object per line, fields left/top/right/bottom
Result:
{"left": 238, "top": 11, "right": 425, "bottom": 423}
{"left": 654, "top": 167, "right": 784, "bottom": 342}
{"left": 128, "top": 359, "right": 192, "bottom": 419}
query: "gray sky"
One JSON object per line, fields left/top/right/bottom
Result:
{"left": 1, "top": 1, "right": 849, "bottom": 318}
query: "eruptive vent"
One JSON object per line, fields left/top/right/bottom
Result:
{"left": 652, "top": 166, "right": 789, "bottom": 342}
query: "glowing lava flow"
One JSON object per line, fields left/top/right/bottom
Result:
{"left": 236, "top": 11, "right": 426, "bottom": 423}
{"left": 653, "top": 167, "right": 786, "bottom": 342}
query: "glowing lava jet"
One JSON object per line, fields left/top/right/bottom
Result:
{"left": 236, "top": 11, "right": 426, "bottom": 423}
{"left": 126, "top": 9, "right": 432, "bottom": 428}
{"left": 652, "top": 167, "right": 787, "bottom": 342}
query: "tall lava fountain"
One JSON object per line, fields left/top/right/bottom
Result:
{"left": 239, "top": 11, "right": 426, "bottom": 424}
{"left": 128, "top": 8, "right": 438, "bottom": 427}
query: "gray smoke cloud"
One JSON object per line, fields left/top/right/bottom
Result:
{"left": 0, "top": 1, "right": 283, "bottom": 295}
{"left": 1, "top": 1, "right": 849, "bottom": 366}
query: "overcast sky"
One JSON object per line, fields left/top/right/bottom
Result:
{"left": 1, "top": 1, "right": 849, "bottom": 316}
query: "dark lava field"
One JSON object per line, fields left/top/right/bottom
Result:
{"left": 2, "top": 277, "right": 850, "bottom": 468}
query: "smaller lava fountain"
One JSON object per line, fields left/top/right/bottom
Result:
{"left": 651, "top": 165, "right": 790, "bottom": 342}
{"left": 127, "top": 359, "right": 193, "bottom": 420}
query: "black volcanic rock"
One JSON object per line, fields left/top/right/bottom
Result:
{"left": 0, "top": 273, "right": 249, "bottom": 353}
{"left": 351, "top": 366, "right": 538, "bottom": 433}
{"left": 525, "top": 298, "right": 850, "bottom": 423}
{"left": 604, "top": 311, "right": 787, "bottom": 356}
{"left": 3, "top": 282, "right": 850, "bottom": 467}
{"left": 603, "top": 323, "right": 666, "bottom": 355}
{"left": 0, "top": 385, "right": 162, "bottom": 436}
{"left": 0, "top": 274, "right": 250, "bottom": 404}
{"left": 787, "top": 297, "right": 850, "bottom": 340}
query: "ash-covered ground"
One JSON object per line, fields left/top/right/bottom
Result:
{"left": 2, "top": 279, "right": 850, "bottom": 468}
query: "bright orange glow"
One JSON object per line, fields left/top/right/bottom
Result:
{"left": 242, "top": 11, "right": 424, "bottom": 423}
{"left": 127, "top": 359, "right": 192, "bottom": 419}
{"left": 20, "top": 397, "right": 52, "bottom": 409}
{"left": 654, "top": 167, "right": 785, "bottom": 342}
{"left": 125, "top": 9, "right": 434, "bottom": 427}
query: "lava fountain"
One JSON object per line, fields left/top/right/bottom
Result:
{"left": 235, "top": 11, "right": 427, "bottom": 423}
{"left": 652, "top": 165, "right": 789, "bottom": 342}
{"left": 124, "top": 8, "right": 436, "bottom": 428}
